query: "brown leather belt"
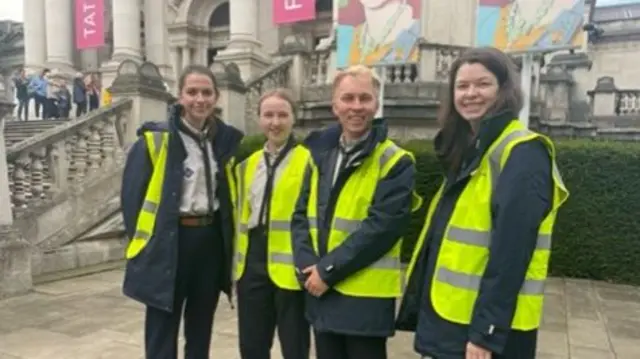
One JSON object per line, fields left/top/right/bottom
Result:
{"left": 179, "top": 215, "right": 214, "bottom": 227}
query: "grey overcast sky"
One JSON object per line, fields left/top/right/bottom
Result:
{"left": 0, "top": 0, "right": 639, "bottom": 22}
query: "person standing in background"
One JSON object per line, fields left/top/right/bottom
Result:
{"left": 28, "top": 68, "right": 49, "bottom": 119}
{"left": 73, "top": 72, "right": 87, "bottom": 117}
{"left": 13, "top": 68, "right": 29, "bottom": 121}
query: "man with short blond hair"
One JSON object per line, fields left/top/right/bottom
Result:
{"left": 291, "top": 65, "right": 420, "bottom": 359}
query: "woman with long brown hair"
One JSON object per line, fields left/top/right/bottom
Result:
{"left": 396, "top": 47, "right": 569, "bottom": 359}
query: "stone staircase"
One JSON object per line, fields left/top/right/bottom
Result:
{"left": 4, "top": 100, "right": 132, "bottom": 285}
{"left": 4, "top": 119, "right": 71, "bottom": 147}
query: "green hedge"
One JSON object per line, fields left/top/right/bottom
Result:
{"left": 238, "top": 137, "right": 640, "bottom": 285}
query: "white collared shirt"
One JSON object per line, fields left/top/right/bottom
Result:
{"left": 332, "top": 130, "right": 371, "bottom": 186}
{"left": 247, "top": 142, "right": 293, "bottom": 229}
{"left": 177, "top": 118, "right": 220, "bottom": 215}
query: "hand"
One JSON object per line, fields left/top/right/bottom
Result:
{"left": 466, "top": 342, "right": 491, "bottom": 359}
{"left": 303, "top": 265, "right": 329, "bottom": 297}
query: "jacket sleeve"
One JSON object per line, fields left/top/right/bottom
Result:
{"left": 316, "top": 155, "right": 415, "bottom": 287}
{"left": 120, "top": 136, "right": 152, "bottom": 239}
{"left": 291, "top": 163, "right": 320, "bottom": 281}
{"left": 468, "top": 140, "right": 553, "bottom": 354}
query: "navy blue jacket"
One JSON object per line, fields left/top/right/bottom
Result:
{"left": 396, "top": 111, "right": 553, "bottom": 358}
{"left": 291, "top": 118, "right": 416, "bottom": 336}
{"left": 120, "top": 105, "right": 243, "bottom": 312}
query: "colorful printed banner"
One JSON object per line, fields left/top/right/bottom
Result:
{"left": 476, "top": 0, "right": 585, "bottom": 53}
{"left": 336, "top": 0, "right": 421, "bottom": 68}
{"left": 75, "top": 0, "right": 105, "bottom": 50}
{"left": 273, "top": 0, "right": 316, "bottom": 25}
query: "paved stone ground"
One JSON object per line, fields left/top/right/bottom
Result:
{"left": 0, "top": 270, "right": 639, "bottom": 358}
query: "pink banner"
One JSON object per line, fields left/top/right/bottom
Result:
{"left": 273, "top": 0, "right": 316, "bottom": 25}
{"left": 75, "top": 0, "right": 105, "bottom": 50}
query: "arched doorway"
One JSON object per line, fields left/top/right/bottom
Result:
{"left": 207, "top": 2, "right": 229, "bottom": 66}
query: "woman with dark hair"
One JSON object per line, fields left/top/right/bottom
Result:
{"left": 396, "top": 47, "right": 569, "bottom": 359}
{"left": 120, "top": 64, "right": 243, "bottom": 359}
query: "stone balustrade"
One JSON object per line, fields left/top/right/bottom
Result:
{"left": 6, "top": 99, "right": 132, "bottom": 214}
{"left": 302, "top": 42, "right": 466, "bottom": 86}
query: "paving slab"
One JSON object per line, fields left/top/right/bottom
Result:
{"left": 0, "top": 271, "right": 636, "bottom": 358}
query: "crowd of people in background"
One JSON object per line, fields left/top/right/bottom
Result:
{"left": 11, "top": 68, "right": 104, "bottom": 121}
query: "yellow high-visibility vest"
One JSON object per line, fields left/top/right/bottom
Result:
{"left": 406, "top": 120, "right": 569, "bottom": 330}
{"left": 234, "top": 145, "right": 311, "bottom": 290}
{"left": 125, "top": 131, "right": 237, "bottom": 259}
{"left": 307, "top": 139, "right": 422, "bottom": 298}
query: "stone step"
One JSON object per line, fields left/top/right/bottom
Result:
{"left": 4, "top": 119, "right": 72, "bottom": 147}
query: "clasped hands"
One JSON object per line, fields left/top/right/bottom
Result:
{"left": 302, "top": 264, "right": 328, "bottom": 297}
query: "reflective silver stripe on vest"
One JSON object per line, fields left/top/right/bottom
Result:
{"left": 437, "top": 267, "right": 545, "bottom": 295}
{"left": 238, "top": 221, "right": 290, "bottom": 234}
{"left": 447, "top": 226, "right": 551, "bottom": 250}
{"left": 333, "top": 217, "right": 361, "bottom": 233}
{"left": 270, "top": 220, "right": 290, "bottom": 231}
{"left": 379, "top": 142, "right": 401, "bottom": 169}
{"left": 150, "top": 132, "right": 164, "bottom": 158}
{"left": 141, "top": 200, "right": 157, "bottom": 213}
{"left": 488, "top": 130, "right": 531, "bottom": 190}
{"left": 133, "top": 229, "right": 151, "bottom": 241}
{"left": 235, "top": 251, "right": 245, "bottom": 264}
{"left": 237, "top": 161, "right": 248, "bottom": 233}
{"left": 236, "top": 252, "right": 296, "bottom": 265}
{"left": 271, "top": 252, "right": 294, "bottom": 264}
{"left": 307, "top": 216, "right": 362, "bottom": 233}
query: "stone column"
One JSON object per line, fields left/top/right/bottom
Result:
{"left": 44, "top": 0, "right": 74, "bottom": 72}
{"left": 216, "top": 0, "right": 269, "bottom": 81}
{"left": 100, "top": 0, "right": 142, "bottom": 90}
{"left": 227, "top": 0, "right": 260, "bottom": 49}
{"left": 144, "top": 0, "right": 175, "bottom": 88}
{"left": 182, "top": 47, "right": 192, "bottom": 68}
{"left": 111, "top": 0, "right": 142, "bottom": 61}
{"left": 23, "top": 0, "right": 47, "bottom": 71}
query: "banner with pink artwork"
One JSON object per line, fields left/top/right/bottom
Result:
{"left": 75, "top": 0, "right": 105, "bottom": 50}
{"left": 337, "top": 0, "right": 421, "bottom": 68}
{"left": 273, "top": 0, "right": 316, "bottom": 25}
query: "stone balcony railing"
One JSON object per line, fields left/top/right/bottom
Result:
{"left": 303, "top": 41, "right": 467, "bottom": 86}
{"left": 6, "top": 99, "right": 132, "bottom": 215}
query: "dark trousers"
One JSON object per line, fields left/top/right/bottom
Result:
{"left": 34, "top": 94, "right": 45, "bottom": 118}
{"left": 43, "top": 98, "right": 57, "bottom": 119}
{"left": 237, "top": 227, "right": 310, "bottom": 359}
{"left": 314, "top": 331, "right": 387, "bottom": 359}
{"left": 76, "top": 101, "right": 87, "bottom": 117}
{"left": 17, "top": 98, "right": 28, "bottom": 120}
{"left": 144, "top": 223, "right": 224, "bottom": 359}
